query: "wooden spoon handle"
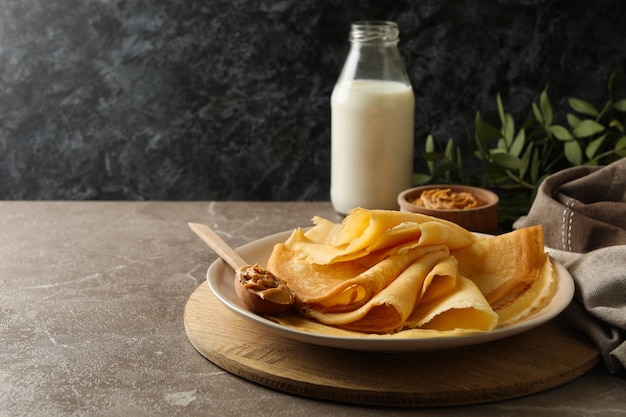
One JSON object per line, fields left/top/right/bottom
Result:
{"left": 188, "top": 222, "right": 248, "bottom": 270}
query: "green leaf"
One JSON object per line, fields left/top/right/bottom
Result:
{"left": 568, "top": 98, "right": 599, "bottom": 117}
{"left": 474, "top": 112, "right": 488, "bottom": 155}
{"left": 613, "top": 99, "right": 626, "bottom": 112}
{"left": 475, "top": 112, "right": 501, "bottom": 142}
{"left": 431, "top": 161, "right": 461, "bottom": 181}
{"left": 549, "top": 125, "right": 574, "bottom": 141}
{"left": 585, "top": 134, "right": 606, "bottom": 160}
{"left": 609, "top": 119, "right": 624, "bottom": 134}
{"left": 616, "top": 141, "right": 626, "bottom": 156}
{"left": 567, "top": 113, "right": 581, "bottom": 129}
{"left": 532, "top": 103, "right": 544, "bottom": 124}
{"left": 503, "top": 114, "right": 514, "bottom": 146}
{"left": 540, "top": 89, "right": 553, "bottom": 126}
{"left": 520, "top": 142, "right": 534, "bottom": 179}
{"left": 573, "top": 119, "right": 605, "bottom": 138}
{"left": 509, "top": 129, "right": 525, "bottom": 158}
{"left": 425, "top": 134, "right": 435, "bottom": 173}
{"left": 444, "top": 139, "right": 455, "bottom": 162}
{"left": 609, "top": 70, "right": 622, "bottom": 103}
{"left": 490, "top": 152, "right": 525, "bottom": 170}
{"left": 412, "top": 173, "right": 431, "bottom": 185}
{"left": 424, "top": 151, "right": 444, "bottom": 161}
{"left": 425, "top": 134, "right": 435, "bottom": 152}
{"left": 497, "top": 94, "right": 506, "bottom": 126}
{"left": 484, "top": 161, "right": 509, "bottom": 186}
{"left": 564, "top": 140, "right": 583, "bottom": 165}
{"left": 531, "top": 148, "right": 540, "bottom": 184}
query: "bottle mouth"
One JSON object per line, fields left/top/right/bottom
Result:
{"left": 349, "top": 21, "right": 399, "bottom": 43}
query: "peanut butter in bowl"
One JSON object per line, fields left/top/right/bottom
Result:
{"left": 398, "top": 185, "right": 499, "bottom": 234}
{"left": 411, "top": 187, "right": 484, "bottom": 210}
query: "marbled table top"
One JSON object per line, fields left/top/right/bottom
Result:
{"left": 1, "top": 201, "right": 624, "bottom": 416}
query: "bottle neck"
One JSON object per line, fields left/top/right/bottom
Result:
{"left": 349, "top": 21, "right": 399, "bottom": 45}
{"left": 336, "top": 21, "right": 410, "bottom": 86}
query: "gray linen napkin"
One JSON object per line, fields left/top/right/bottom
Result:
{"left": 514, "top": 158, "right": 626, "bottom": 374}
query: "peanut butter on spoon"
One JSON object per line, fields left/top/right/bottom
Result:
{"left": 188, "top": 222, "right": 294, "bottom": 314}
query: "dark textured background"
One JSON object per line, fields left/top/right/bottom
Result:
{"left": 1, "top": 0, "right": 625, "bottom": 201}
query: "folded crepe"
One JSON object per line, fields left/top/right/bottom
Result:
{"left": 285, "top": 207, "right": 479, "bottom": 265}
{"left": 454, "top": 225, "right": 556, "bottom": 326}
{"left": 267, "top": 242, "right": 497, "bottom": 334}
{"left": 265, "top": 208, "right": 499, "bottom": 335}
{"left": 266, "top": 243, "right": 448, "bottom": 313}
{"left": 264, "top": 209, "right": 553, "bottom": 336}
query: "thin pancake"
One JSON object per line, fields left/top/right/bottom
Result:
{"left": 266, "top": 243, "right": 447, "bottom": 312}
{"left": 302, "top": 249, "right": 451, "bottom": 333}
{"left": 490, "top": 257, "right": 556, "bottom": 326}
{"left": 263, "top": 209, "right": 552, "bottom": 336}
{"left": 454, "top": 225, "right": 554, "bottom": 325}
{"left": 286, "top": 208, "right": 478, "bottom": 265}
{"left": 404, "top": 276, "right": 498, "bottom": 332}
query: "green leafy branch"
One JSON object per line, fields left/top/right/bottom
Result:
{"left": 414, "top": 70, "right": 626, "bottom": 227}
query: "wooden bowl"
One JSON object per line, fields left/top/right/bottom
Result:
{"left": 397, "top": 185, "right": 499, "bottom": 234}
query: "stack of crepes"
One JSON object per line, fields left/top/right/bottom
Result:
{"left": 265, "top": 208, "right": 556, "bottom": 337}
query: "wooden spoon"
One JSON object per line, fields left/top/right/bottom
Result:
{"left": 188, "top": 222, "right": 247, "bottom": 270}
{"left": 188, "top": 222, "right": 294, "bottom": 314}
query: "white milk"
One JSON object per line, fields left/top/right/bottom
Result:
{"left": 331, "top": 79, "right": 415, "bottom": 214}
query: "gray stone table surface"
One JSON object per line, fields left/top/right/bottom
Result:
{"left": 1, "top": 200, "right": 625, "bottom": 417}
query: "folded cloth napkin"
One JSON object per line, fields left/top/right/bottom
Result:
{"left": 514, "top": 158, "right": 626, "bottom": 374}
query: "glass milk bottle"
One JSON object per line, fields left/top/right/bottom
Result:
{"left": 331, "top": 21, "right": 414, "bottom": 215}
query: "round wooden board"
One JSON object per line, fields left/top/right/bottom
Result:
{"left": 184, "top": 283, "right": 599, "bottom": 407}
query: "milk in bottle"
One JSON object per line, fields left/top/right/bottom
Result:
{"left": 330, "top": 21, "right": 414, "bottom": 215}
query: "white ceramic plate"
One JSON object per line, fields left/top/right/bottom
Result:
{"left": 207, "top": 230, "right": 575, "bottom": 352}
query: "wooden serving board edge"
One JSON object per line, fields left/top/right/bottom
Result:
{"left": 184, "top": 283, "right": 600, "bottom": 407}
